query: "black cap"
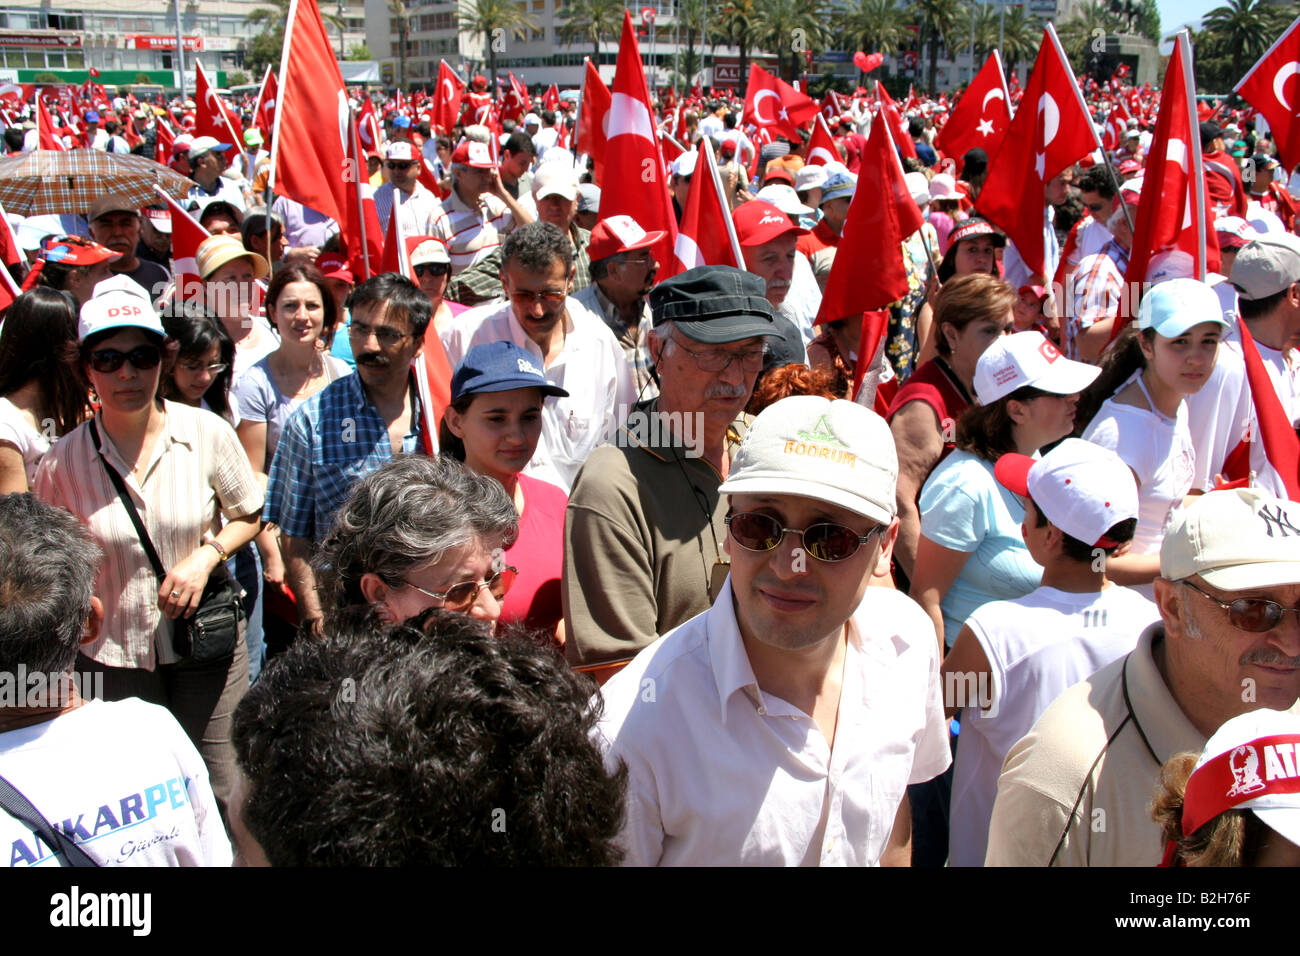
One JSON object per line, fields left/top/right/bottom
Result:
{"left": 762, "top": 313, "right": 806, "bottom": 373}
{"left": 649, "top": 266, "right": 777, "bottom": 344}
{"left": 1200, "top": 121, "right": 1224, "bottom": 149}
{"left": 1252, "top": 152, "right": 1281, "bottom": 173}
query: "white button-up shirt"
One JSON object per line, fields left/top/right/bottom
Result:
{"left": 440, "top": 297, "right": 636, "bottom": 492}
{"left": 596, "top": 579, "right": 951, "bottom": 866}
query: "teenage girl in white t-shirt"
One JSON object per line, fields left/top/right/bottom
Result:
{"left": 1078, "top": 280, "right": 1228, "bottom": 588}
{"left": 0, "top": 288, "right": 91, "bottom": 493}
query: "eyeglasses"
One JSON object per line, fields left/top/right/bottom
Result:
{"left": 386, "top": 161, "right": 416, "bottom": 171}
{"left": 1182, "top": 580, "right": 1300, "bottom": 633}
{"left": 670, "top": 336, "right": 765, "bottom": 373}
{"left": 725, "top": 512, "right": 884, "bottom": 563}
{"left": 348, "top": 318, "right": 411, "bottom": 347}
{"left": 89, "top": 345, "right": 162, "bottom": 374}
{"left": 413, "top": 263, "right": 450, "bottom": 278}
{"left": 508, "top": 289, "right": 567, "bottom": 307}
{"left": 402, "top": 566, "right": 518, "bottom": 612}
{"left": 178, "top": 361, "right": 229, "bottom": 375}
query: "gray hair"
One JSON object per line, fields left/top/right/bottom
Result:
{"left": 0, "top": 494, "right": 102, "bottom": 675}
{"left": 314, "top": 456, "right": 519, "bottom": 614}
{"left": 501, "top": 221, "right": 575, "bottom": 275}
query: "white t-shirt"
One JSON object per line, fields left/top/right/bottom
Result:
{"left": 1184, "top": 336, "right": 1251, "bottom": 491}
{"left": 232, "top": 354, "right": 351, "bottom": 462}
{"left": 948, "top": 584, "right": 1158, "bottom": 867}
{"left": 1082, "top": 382, "right": 1195, "bottom": 556}
{"left": 0, "top": 396, "right": 51, "bottom": 487}
{"left": 1, "top": 698, "right": 232, "bottom": 867}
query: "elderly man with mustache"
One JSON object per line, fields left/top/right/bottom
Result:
{"left": 563, "top": 266, "right": 778, "bottom": 682}
{"left": 263, "top": 274, "right": 434, "bottom": 637}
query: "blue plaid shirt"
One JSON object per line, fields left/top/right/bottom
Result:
{"left": 265, "top": 370, "right": 425, "bottom": 541}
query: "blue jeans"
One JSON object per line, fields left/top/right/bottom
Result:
{"left": 229, "top": 548, "right": 264, "bottom": 685}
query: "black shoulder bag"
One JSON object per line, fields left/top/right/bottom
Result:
{"left": 90, "top": 419, "right": 243, "bottom": 664}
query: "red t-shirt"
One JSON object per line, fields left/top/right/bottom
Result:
{"left": 886, "top": 357, "right": 971, "bottom": 461}
{"left": 501, "top": 473, "right": 567, "bottom": 634}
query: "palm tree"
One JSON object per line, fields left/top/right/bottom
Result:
{"left": 714, "top": 0, "right": 763, "bottom": 84}
{"left": 1056, "top": 0, "right": 1121, "bottom": 74}
{"left": 950, "top": 2, "right": 1000, "bottom": 68}
{"left": 840, "top": 0, "right": 910, "bottom": 85}
{"left": 1201, "top": 0, "right": 1288, "bottom": 86}
{"left": 754, "top": 0, "right": 832, "bottom": 82}
{"left": 997, "top": 3, "right": 1041, "bottom": 78}
{"left": 907, "top": 0, "right": 963, "bottom": 93}
{"left": 556, "top": 0, "right": 625, "bottom": 61}
{"left": 457, "top": 0, "right": 539, "bottom": 87}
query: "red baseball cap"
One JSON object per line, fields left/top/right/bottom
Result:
{"left": 40, "top": 235, "right": 121, "bottom": 267}
{"left": 587, "top": 215, "right": 665, "bottom": 262}
{"left": 762, "top": 167, "right": 796, "bottom": 187}
{"left": 732, "top": 200, "right": 807, "bottom": 247}
{"left": 451, "top": 140, "right": 495, "bottom": 169}
{"left": 315, "top": 252, "right": 354, "bottom": 284}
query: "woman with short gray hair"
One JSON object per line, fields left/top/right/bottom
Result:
{"left": 314, "top": 455, "right": 519, "bottom": 628}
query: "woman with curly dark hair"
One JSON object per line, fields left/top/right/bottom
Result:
{"left": 0, "top": 288, "right": 91, "bottom": 492}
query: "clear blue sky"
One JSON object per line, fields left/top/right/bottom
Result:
{"left": 1155, "top": 0, "right": 1221, "bottom": 38}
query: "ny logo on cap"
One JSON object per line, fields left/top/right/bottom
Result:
{"left": 1258, "top": 503, "right": 1300, "bottom": 538}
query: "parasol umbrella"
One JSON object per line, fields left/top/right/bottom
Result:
{"left": 0, "top": 149, "right": 195, "bottom": 217}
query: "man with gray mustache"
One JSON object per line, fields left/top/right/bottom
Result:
{"left": 986, "top": 488, "right": 1300, "bottom": 866}
{"left": 564, "top": 267, "right": 776, "bottom": 680}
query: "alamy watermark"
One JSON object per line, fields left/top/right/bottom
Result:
{"left": 0, "top": 666, "right": 103, "bottom": 708}
{"left": 617, "top": 405, "right": 705, "bottom": 458}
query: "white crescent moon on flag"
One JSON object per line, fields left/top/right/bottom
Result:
{"left": 982, "top": 88, "right": 1004, "bottom": 112}
{"left": 753, "top": 89, "right": 781, "bottom": 126}
{"left": 1273, "top": 61, "right": 1300, "bottom": 113}
{"left": 674, "top": 233, "right": 704, "bottom": 271}
{"left": 808, "top": 146, "right": 836, "bottom": 164}
{"left": 1038, "top": 93, "right": 1059, "bottom": 149}
{"left": 1166, "top": 138, "right": 1187, "bottom": 173}
{"left": 606, "top": 92, "right": 656, "bottom": 144}
{"left": 475, "top": 104, "right": 491, "bottom": 123}
{"left": 442, "top": 78, "right": 457, "bottom": 102}
{"left": 264, "top": 97, "right": 276, "bottom": 114}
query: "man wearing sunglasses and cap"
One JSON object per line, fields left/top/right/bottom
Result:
{"left": 986, "top": 487, "right": 1300, "bottom": 866}
{"left": 374, "top": 141, "right": 440, "bottom": 238}
{"left": 596, "top": 395, "right": 951, "bottom": 865}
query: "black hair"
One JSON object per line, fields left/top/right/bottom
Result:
{"left": 1077, "top": 164, "right": 1116, "bottom": 199}
{"left": 1237, "top": 287, "right": 1288, "bottom": 321}
{"left": 3, "top": 128, "right": 24, "bottom": 152}
{"left": 231, "top": 606, "right": 628, "bottom": 866}
{"left": 500, "top": 221, "right": 575, "bottom": 275}
{"left": 346, "top": 272, "right": 433, "bottom": 339}
{"left": 1074, "top": 325, "right": 1156, "bottom": 434}
{"left": 540, "top": 109, "right": 556, "bottom": 127}
{"left": 908, "top": 116, "right": 925, "bottom": 138}
{"left": 503, "top": 131, "right": 536, "bottom": 157}
{"left": 0, "top": 288, "right": 90, "bottom": 437}
{"left": 159, "top": 299, "right": 236, "bottom": 420}
{"left": 1029, "top": 496, "right": 1137, "bottom": 563}
{"left": 961, "top": 148, "right": 988, "bottom": 179}
{"left": 437, "top": 393, "right": 473, "bottom": 462}
{"left": 954, "top": 384, "right": 1049, "bottom": 462}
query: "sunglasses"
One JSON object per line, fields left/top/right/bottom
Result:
{"left": 1183, "top": 580, "right": 1300, "bottom": 633}
{"left": 403, "top": 567, "right": 517, "bottom": 612}
{"left": 89, "top": 345, "right": 162, "bottom": 374}
{"left": 508, "top": 289, "right": 567, "bottom": 307}
{"left": 386, "top": 161, "right": 416, "bottom": 171}
{"left": 413, "top": 262, "right": 449, "bottom": 277}
{"left": 725, "top": 512, "right": 883, "bottom": 563}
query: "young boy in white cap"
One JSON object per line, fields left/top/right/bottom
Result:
{"left": 596, "top": 395, "right": 951, "bottom": 866}
{"left": 942, "top": 438, "right": 1158, "bottom": 866}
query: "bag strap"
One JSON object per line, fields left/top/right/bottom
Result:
{"left": 0, "top": 771, "right": 98, "bottom": 867}
{"left": 89, "top": 417, "right": 166, "bottom": 584}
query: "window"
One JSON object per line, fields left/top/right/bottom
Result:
{"left": 531, "top": 0, "right": 544, "bottom": 9}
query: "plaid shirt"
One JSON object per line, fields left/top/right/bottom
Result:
{"left": 265, "top": 371, "right": 425, "bottom": 541}
{"left": 1067, "top": 239, "right": 1129, "bottom": 360}
{"left": 572, "top": 281, "right": 658, "bottom": 401}
{"left": 448, "top": 224, "right": 592, "bottom": 307}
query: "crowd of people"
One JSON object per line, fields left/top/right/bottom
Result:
{"left": 0, "top": 57, "right": 1298, "bottom": 870}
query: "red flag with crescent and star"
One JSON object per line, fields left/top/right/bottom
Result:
{"left": 742, "top": 64, "right": 818, "bottom": 141}
{"left": 1235, "top": 13, "right": 1300, "bottom": 173}
{"left": 432, "top": 61, "right": 465, "bottom": 135}
{"left": 935, "top": 51, "right": 1011, "bottom": 162}
{"left": 806, "top": 114, "right": 841, "bottom": 165}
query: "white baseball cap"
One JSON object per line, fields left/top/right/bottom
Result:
{"left": 754, "top": 183, "right": 813, "bottom": 217}
{"left": 794, "top": 165, "right": 828, "bottom": 193}
{"left": 973, "top": 331, "right": 1100, "bottom": 405}
{"left": 1137, "top": 277, "right": 1228, "bottom": 339}
{"left": 384, "top": 141, "right": 418, "bottom": 162}
{"left": 1180, "top": 708, "right": 1300, "bottom": 849}
{"left": 994, "top": 438, "right": 1138, "bottom": 548}
{"left": 904, "top": 172, "right": 931, "bottom": 208}
{"left": 929, "top": 173, "right": 958, "bottom": 201}
{"left": 409, "top": 237, "right": 450, "bottom": 267}
{"left": 531, "top": 162, "right": 579, "bottom": 201}
{"left": 1161, "top": 487, "right": 1300, "bottom": 591}
{"left": 717, "top": 396, "right": 898, "bottom": 525}
{"left": 78, "top": 275, "right": 165, "bottom": 342}
{"left": 671, "top": 151, "right": 698, "bottom": 178}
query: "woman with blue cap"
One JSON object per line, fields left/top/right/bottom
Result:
{"left": 440, "top": 340, "right": 571, "bottom": 645}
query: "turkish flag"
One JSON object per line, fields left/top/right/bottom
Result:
{"left": 271, "top": 0, "right": 351, "bottom": 231}
{"left": 600, "top": 12, "right": 677, "bottom": 269}
{"left": 154, "top": 186, "right": 211, "bottom": 304}
{"left": 935, "top": 52, "right": 1010, "bottom": 162}
{"left": 432, "top": 60, "right": 464, "bottom": 135}
{"left": 543, "top": 84, "right": 560, "bottom": 112}
{"left": 254, "top": 66, "right": 278, "bottom": 141}
{"left": 743, "top": 64, "right": 819, "bottom": 141}
{"left": 1103, "top": 96, "right": 1130, "bottom": 151}
{"left": 154, "top": 116, "right": 175, "bottom": 165}
{"left": 875, "top": 81, "right": 917, "bottom": 160}
{"left": 1235, "top": 13, "right": 1300, "bottom": 173}
{"left": 36, "top": 95, "right": 64, "bottom": 151}
{"left": 501, "top": 72, "right": 531, "bottom": 124}
{"left": 0, "top": 201, "right": 23, "bottom": 311}
{"left": 1124, "top": 33, "right": 1218, "bottom": 292}
{"left": 821, "top": 89, "right": 843, "bottom": 125}
{"left": 977, "top": 24, "right": 1096, "bottom": 280}
{"left": 659, "top": 131, "right": 685, "bottom": 165}
{"left": 1232, "top": 317, "right": 1300, "bottom": 500}
{"left": 343, "top": 110, "right": 384, "bottom": 281}
{"left": 670, "top": 139, "right": 743, "bottom": 277}
{"left": 380, "top": 202, "right": 414, "bottom": 278}
{"left": 806, "top": 114, "right": 841, "bottom": 165}
{"left": 195, "top": 61, "right": 242, "bottom": 152}
{"left": 576, "top": 58, "right": 610, "bottom": 182}
{"left": 357, "top": 96, "right": 382, "bottom": 156}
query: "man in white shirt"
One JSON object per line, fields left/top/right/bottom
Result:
{"left": 441, "top": 221, "right": 634, "bottom": 491}
{"left": 429, "top": 140, "right": 533, "bottom": 275}
{"left": 186, "top": 136, "right": 247, "bottom": 214}
{"left": 372, "top": 140, "right": 441, "bottom": 237}
{"left": 942, "top": 439, "right": 1158, "bottom": 866}
{"left": 597, "top": 396, "right": 952, "bottom": 866}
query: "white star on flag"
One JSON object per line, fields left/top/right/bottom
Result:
{"left": 977, "top": 118, "right": 994, "bottom": 136}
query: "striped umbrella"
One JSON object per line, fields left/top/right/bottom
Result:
{"left": 0, "top": 149, "right": 195, "bottom": 217}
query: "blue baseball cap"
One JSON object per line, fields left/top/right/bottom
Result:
{"left": 1137, "top": 277, "right": 1228, "bottom": 339}
{"left": 392, "top": 114, "right": 411, "bottom": 128}
{"left": 450, "top": 341, "right": 570, "bottom": 402}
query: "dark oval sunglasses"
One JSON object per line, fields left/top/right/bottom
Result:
{"left": 89, "top": 345, "right": 162, "bottom": 374}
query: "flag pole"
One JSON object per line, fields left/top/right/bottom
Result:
{"left": 703, "top": 137, "right": 744, "bottom": 266}
{"left": 350, "top": 110, "right": 372, "bottom": 279}
{"left": 1181, "top": 31, "right": 1207, "bottom": 281}
{"left": 267, "top": 0, "right": 299, "bottom": 196}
